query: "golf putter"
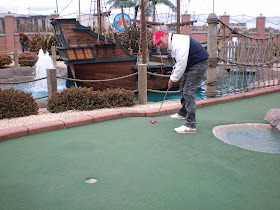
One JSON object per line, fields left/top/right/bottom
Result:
{"left": 150, "top": 86, "right": 170, "bottom": 124}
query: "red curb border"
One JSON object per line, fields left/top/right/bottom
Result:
{"left": 25, "top": 120, "right": 65, "bottom": 135}
{"left": 90, "top": 111, "right": 123, "bottom": 123}
{"left": 62, "top": 115, "right": 94, "bottom": 129}
{"left": 0, "top": 86, "right": 279, "bottom": 141}
{"left": 0, "top": 126, "right": 28, "bottom": 142}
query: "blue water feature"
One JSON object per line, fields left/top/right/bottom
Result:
{"left": 135, "top": 85, "right": 206, "bottom": 102}
{"left": 2, "top": 79, "right": 66, "bottom": 99}
{"left": 2, "top": 80, "right": 205, "bottom": 102}
{"left": 1, "top": 69, "right": 257, "bottom": 102}
{"left": 214, "top": 124, "right": 280, "bottom": 154}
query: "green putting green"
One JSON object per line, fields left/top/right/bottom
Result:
{"left": 0, "top": 92, "right": 280, "bottom": 209}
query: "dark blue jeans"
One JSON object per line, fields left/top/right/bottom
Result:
{"left": 21, "top": 43, "right": 28, "bottom": 52}
{"left": 177, "top": 59, "right": 208, "bottom": 128}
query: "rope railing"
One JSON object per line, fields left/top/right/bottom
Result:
{"left": 57, "top": 72, "right": 138, "bottom": 83}
{"left": 147, "top": 81, "right": 217, "bottom": 93}
{"left": 148, "top": 89, "right": 180, "bottom": 93}
{"left": 218, "top": 18, "right": 280, "bottom": 41}
{"left": 0, "top": 77, "right": 47, "bottom": 85}
{"left": 219, "top": 58, "right": 280, "bottom": 67}
{"left": 147, "top": 71, "right": 170, "bottom": 78}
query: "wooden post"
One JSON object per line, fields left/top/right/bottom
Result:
{"left": 238, "top": 36, "right": 247, "bottom": 73}
{"left": 205, "top": 13, "right": 219, "bottom": 99}
{"left": 51, "top": 46, "right": 57, "bottom": 66}
{"left": 14, "top": 49, "right": 18, "bottom": 67}
{"left": 268, "top": 30, "right": 274, "bottom": 68}
{"left": 47, "top": 68, "right": 57, "bottom": 100}
{"left": 138, "top": 64, "right": 147, "bottom": 105}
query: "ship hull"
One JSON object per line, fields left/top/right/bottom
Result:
{"left": 51, "top": 18, "right": 176, "bottom": 91}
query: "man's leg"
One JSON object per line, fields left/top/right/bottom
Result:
{"left": 182, "top": 60, "right": 208, "bottom": 128}
{"left": 177, "top": 75, "right": 187, "bottom": 117}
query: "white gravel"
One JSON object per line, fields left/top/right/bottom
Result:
{"left": 0, "top": 99, "right": 181, "bottom": 130}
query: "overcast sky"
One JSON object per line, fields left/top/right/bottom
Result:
{"left": 0, "top": 0, "right": 278, "bottom": 19}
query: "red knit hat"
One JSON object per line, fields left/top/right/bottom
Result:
{"left": 19, "top": 32, "right": 23, "bottom": 36}
{"left": 152, "top": 30, "right": 165, "bottom": 47}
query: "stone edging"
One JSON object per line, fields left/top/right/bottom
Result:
{"left": 1, "top": 86, "right": 279, "bottom": 141}
{"left": 213, "top": 123, "right": 272, "bottom": 140}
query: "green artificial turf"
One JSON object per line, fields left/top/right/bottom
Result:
{"left": 0, "top": 92, "right": 279, "bottom": 209}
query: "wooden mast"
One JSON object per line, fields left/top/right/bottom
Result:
{"left": 97, "top": 0, "right": 102, "bottom": 33}
{"left": 176, "top": 0, "right": 180, "bottom": 34}
{"left": 140, "top": 0, "right": 147, "bottom": 64}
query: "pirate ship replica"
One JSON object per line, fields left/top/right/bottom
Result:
{"left": 51, "top": 0, "right": 193, "bottom": 90}
{"left": 51, "top": 17, "right": 173, "bottom": 90}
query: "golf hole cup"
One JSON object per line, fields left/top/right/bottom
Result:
{"left": 85, "top": 178, "right": 97, "bottom": 184}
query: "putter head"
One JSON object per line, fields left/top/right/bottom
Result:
{"left": 150, "top": 120, "right": 157, "bottom": 124}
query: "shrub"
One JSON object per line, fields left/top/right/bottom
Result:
{"left": 18, "top": 51, "right": 38, "bottom": 67}
{"left": 28, "top": 32, "right": 45, "bottom": 53}
{"left": 48, "top": 87, "right": 109, "bottom": 113}
{"left": 29, "top": 32, "right": 57, "bottom": 54}
{"left": 48, "top": 87, "right": 136, "bottom": 113}
{"left": 103, "top": 88, "right": 136, "bottom": 107}
{"left": 0, "top": 88, "right": 38, "bottom": 119}
{"left": 0, "top": 53, "right": 12, "bottom": 68}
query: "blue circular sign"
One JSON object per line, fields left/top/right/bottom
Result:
{"left": 114, "top": 13, "right": 131, "bottom": 31}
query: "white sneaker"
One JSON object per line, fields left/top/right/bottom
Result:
{"left": 170, "top": 113, "right": 185, "bottom": 120}
{"left": 174, "top": 125, "right": 197, "bottom": 133}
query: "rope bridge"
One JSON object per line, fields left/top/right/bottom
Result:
{"left": 215, "top": 18, "right": 280, "bottom": 96}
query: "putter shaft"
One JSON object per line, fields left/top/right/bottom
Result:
{"left": 154, "top": 86, "right": 170, "bottom": 122}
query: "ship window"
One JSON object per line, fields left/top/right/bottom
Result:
{"left": 84, "top": 48, "right": 93, "bottom": 58}
{"left": 76, "top": 49, "right": 84, "bottom": 59}
{"left": 67, "top": 49, "right": 76, "bottom": 59}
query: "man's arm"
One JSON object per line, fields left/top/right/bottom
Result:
{"left": 169, "top": 35, "right": 190, "bottom": 83}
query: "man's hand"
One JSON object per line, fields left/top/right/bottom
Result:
{"left": 168, "top": 79, "right": 174, "bottom": 88}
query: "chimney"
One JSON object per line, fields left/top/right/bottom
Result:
{"left": 219, "top": 12, "right": 230, "bottom": 38}
{"left": 256, "top": 14, "right": 266, "bottom": 38}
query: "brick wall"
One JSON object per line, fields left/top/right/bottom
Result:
{"left": 0, "top": 35, "right": 7, "bottom": 51}
{"left": 0, "top": 13, "right": 54, "bottom": 53}
{"left": 191, "top": 32, "right": 208, "bottom": 43}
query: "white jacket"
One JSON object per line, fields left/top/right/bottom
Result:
{"left": 168, "top": 33, "right": 190, "bottom": 82}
